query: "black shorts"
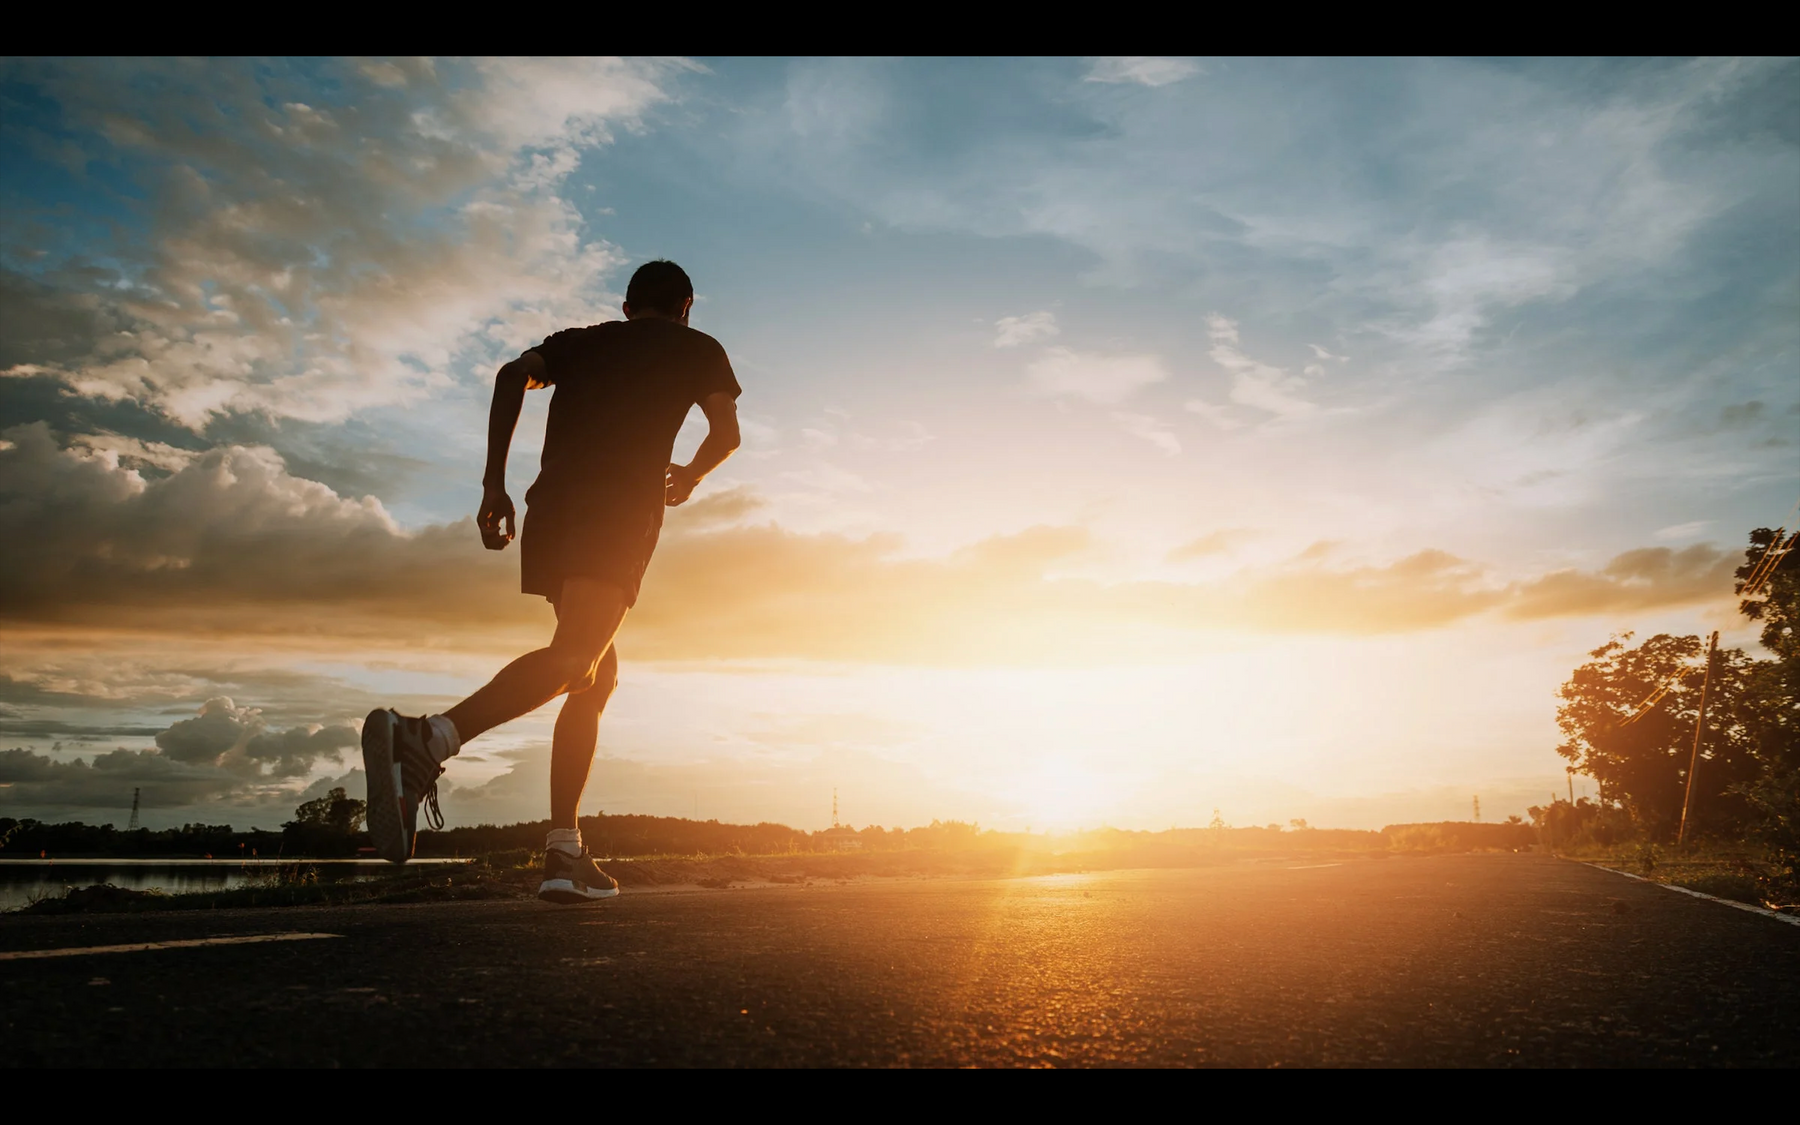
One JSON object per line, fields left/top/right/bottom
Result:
{"left": 519, "top": 490, "right": 664, "bottom": 607}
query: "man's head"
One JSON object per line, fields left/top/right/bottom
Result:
{"left": 623, "top": 260, "right": 694, "bottom": 324}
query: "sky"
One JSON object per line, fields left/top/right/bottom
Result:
{"left": 1, "top": 56, "right": 1796, "bottom": 833}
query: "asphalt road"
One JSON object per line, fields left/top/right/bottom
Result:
{"left": 3, "top": 854, "right": 1795, "bottom": 1067}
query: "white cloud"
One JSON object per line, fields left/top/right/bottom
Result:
{"left": 994, "top": 310, "right": 1060, "bottom": 348}
{"left": 1026, "top": 346, "right": 1167, "bottom": 404}
{"left": 849, "top": 421, "right": 934, "bottom": 452}
{"left": 1, "top": 58, "right": 692, "bottom": 429}
{"left": 1113, "top": 412, "right": 1181, "bottom": 456}
{"left": 1655, "top": 521, "right": 1711, "bottom": 540}
{"left": 1184, "top": 398, "right": 1243, "bottom": 431}
{"left": 1084, "top": 58, "right": 1201, "bottom": 88}
{"left": 1207, "top": 314, "right": 1315, "bottom": 420}
{"left": 1307, "top": 344, "right": 1349, "bottom": 362}
{"left": 780, "top": 463, "right": 874, "bottom": 494}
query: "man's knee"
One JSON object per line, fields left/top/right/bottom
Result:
{"left": 553, "top": 645, "right": 617, "bottom": 696}
{"left": 549, "top": 647, "right": 606, "bottom": 694}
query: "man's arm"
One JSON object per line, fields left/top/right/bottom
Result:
{"left": 479, "top": 351, "right": 550, "bottom": 549}
{"left": 666, "top": 391, "right": 741, "bottom": 507}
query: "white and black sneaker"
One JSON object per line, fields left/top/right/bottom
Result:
{"left": 361, "top": 708, "right": 445, "bottom": 865}
{"left": 539, "top": 848, "right": 620, "bottom": 904}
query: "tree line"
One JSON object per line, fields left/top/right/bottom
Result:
{"left": 1546, "top": 527, "right": 1798, "bottom": 894}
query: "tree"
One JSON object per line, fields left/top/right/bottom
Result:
{"left": 1554, "top": 633, "right": 1761, "bottom": 836}
{"left": 288, "top": 787, "right": 365, "bottom": 836}
{"left": 1733, "top": 527, "right": 1800, "bottom": 894}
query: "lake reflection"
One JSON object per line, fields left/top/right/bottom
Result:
{"left": 0, "top": 859, "right": 467, "bottom": 912}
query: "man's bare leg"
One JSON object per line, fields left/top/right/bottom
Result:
{"left": 442, "top": 577, "right": 628, "bottom": 744}
{"left": 550, "top": 646, "right": 617, "bottom": 830}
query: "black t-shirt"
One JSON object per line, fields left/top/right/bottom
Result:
{"left": 525, "top": 318, "right": 740, "bottom": 509}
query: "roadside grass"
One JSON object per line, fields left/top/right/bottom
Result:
{"left": 16, "top": 839, "right": 1396, "bottom": 915}
{"left": 14, "top": 832, "right": 1558, "bottom": 916}
{"left": 17, "top": 859, "right": 523, "bottom": 915}
{"left": 1559, "top": 841, "right": 1788, "bottom": 908}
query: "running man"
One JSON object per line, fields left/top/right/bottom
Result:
{"left": 360, "top": 260, "right": 741, "bottom": 903}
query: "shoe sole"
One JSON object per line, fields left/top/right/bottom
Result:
{"left": 360, "top": 709, "right": 411, "bottom": 865}
{"left": 538, "top": 878, "right": 620, "bottom": 904}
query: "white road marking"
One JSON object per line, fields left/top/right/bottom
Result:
{"left": 1584, "top": 863, "right": 1800, "bottom": 928}
{"left": 0, "top": 932, "right": 343, "bottom": 961}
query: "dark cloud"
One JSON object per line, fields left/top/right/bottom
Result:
{"left": 0, "top": 269, "right": 132, "bottom": 371}
{"left": 0, "top": 674, "right": 136, "bottom": 710}
{"left": 0, "top": 421, "right": 540, "bottom": 644}
{"left": 0, "top": 694, "right": 362, "bottom": 813}
{"left": 1504, "top": 544, "right": 1737, "bottom": 621}
{"left": 0, "top": 720, "right": 164, "bottom": 742}
{"left": 244, "top": 723, "right": 357, "bottom": 778}
{"left": 154, "top": 697, "right": 257, "bottom": 764}
{"left": 0, "top": 746, "right": 243, "bottom": 809}
{"left": 1719, "top": 401, "right": 1765, "bottom": 428}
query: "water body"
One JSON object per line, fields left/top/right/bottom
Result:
{"left": 0, "top": 859, "right": 469, "bottom": 913}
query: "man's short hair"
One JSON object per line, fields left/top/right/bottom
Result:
{"left": 626, "top": 260, "right": 693, "bottom": 316}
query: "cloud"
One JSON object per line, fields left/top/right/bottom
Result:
{"left": 0, "top": 695, "right": 360, "bottom": 812}
{"left": 848, "top": 420, "right": 934, "bottom": 452}
{"left": 1112, "top": 412, "right": 1181, "bottom": 456}
{"left": 0, "top": 421, "right": 540, "bottom": 645}
{"left": 156, "top": 697, "right": 259, "bottom": 763}
{"left": 1504, "top": 544, "right": 1737, "bottom": 620}
{"left": 0, "top": 57, "right": 691, "bottom": 429}
{"left": 1168, "top": 529, "right": 1255, "bottom": 561}
{"left": 1655, "top": 521, "right": 1710, "bottom": 540}
{"left": 993, "top": 311, "right": 1060, "bottom": 348}
{"left": 1207, "top": 315, "right": 1315, "bottom": 420}
{"left": 0, "top": 747, "right": 248, "bottom": 811}
{"left": 1719, "top": 401, "right": 1765, "bottom": 428}
{"left": 670, "top": 485, "right": 767, "bottom": 529}
{"left": 780, "top": 463, "right": 874, "bottom": 494}
{"left": 1026, "top": 346, "right": 1167, "bottom": 404}
{"left": 1084, "top": 58, "right": 1201, "bottom": 88}
{"left": 0, "top": 421, "right": 1748, "bottom": 665}
{"left": 1183, "top": 398, "right": 1243, "bottom": 431}
{"left": 244, "top": 722, "right": 359, "bottom": 778}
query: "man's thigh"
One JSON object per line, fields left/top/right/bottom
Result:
{"left": 551, "top": 577, "right": 629, "bottom": 659}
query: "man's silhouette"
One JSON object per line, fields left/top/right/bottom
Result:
{"left": 361, "top": 260, "right": 741, "bottom": 902}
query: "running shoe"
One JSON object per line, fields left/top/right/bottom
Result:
{"left": 539, "top": 848, "right": 620, "bottom": 904}
{"left": 361, "top": 709, "right": 445, "bottom": 864}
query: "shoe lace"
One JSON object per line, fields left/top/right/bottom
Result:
{"left": 401, "top": 716, "right": 447, "bottom": 832}
{"left": 421, "top": 781, "right": 445, "bottom": 831}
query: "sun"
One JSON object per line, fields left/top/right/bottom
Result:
{"left": 1008, "top": 760, "right": 1123, "bottom": 832}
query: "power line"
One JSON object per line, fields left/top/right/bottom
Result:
{"left": 1618, "top": 496, "right": 1797, "bottom": 727}
{"left": 1739, "top": 526, "right": 1798, "bottom": 606}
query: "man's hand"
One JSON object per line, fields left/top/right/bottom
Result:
{"left": 479, "top": 486, "right": 516, "bottom": 549}
{"left": 665, "top": 463, "right": 700, "bottom": 507}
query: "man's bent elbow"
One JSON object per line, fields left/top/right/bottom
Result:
{"left": 497, "top": 352, "right": 547, "bottom": 391}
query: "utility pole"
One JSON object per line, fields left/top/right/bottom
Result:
{"left": 1567, "top": 769, "right": 1574, "bottom": 804}
{"left": 1677, "top": 631, "right": 1720, "bottom": 847}
{"left": 128, "top": 788, "right": 141, "bottom": 831}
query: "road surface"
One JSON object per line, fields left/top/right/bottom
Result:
{"left": 3, "top": 854, "right": 1794, "bottom": 1067}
